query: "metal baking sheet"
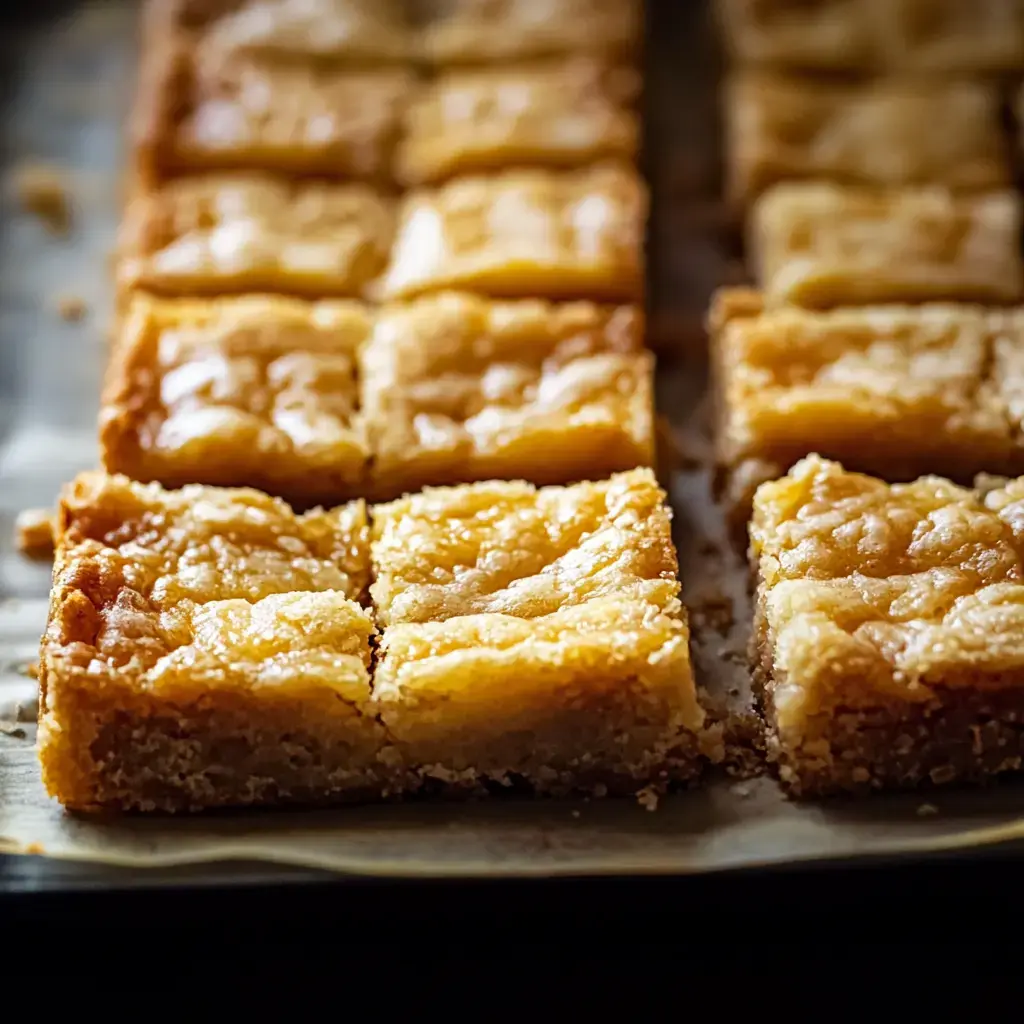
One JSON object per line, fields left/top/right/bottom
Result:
{"left": 3, "top": 0, "right": 1024, "bottom": 883}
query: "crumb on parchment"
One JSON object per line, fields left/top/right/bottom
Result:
{"left": 13, "top": 163, "right": 72, "bottom": 234}
{"left": 636, "top": 786, "right": 659, "bottom": 812}
{"left": 55, "top": 294, "right": 88, "bottom": 321}
{"left": 14, "top": 507, "right": 56, "bottom": 559}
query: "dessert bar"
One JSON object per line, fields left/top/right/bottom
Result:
{"left": 751, "top": 455, "right": 1024, "bottom": 796}
{"left": 100, "top": 295, "right": 371, "bottom": 506}
{"left": 38, "top": 472, "right": 385, "bottom": 812}
{"left": 38, "top": 470, "right": 706, "bottom": 810}
{"left": 709, "top": 289, "right": 1020, "bottom": 528}
{"left": 725, "top": 73, "right": 1008, "bottom": 206}
{"left": 116, "top": 174, "right": 395, "bottom": 299}
{"left": 750, "top": 183, "right": 1024, "bottom": 309}
{"left": 717, "top": 0, "right": 1024, "bottom": 73}
{"left": 421, "top": 0, "right": 642, "bottom": 65}
{"left": 133, "top": 41, "right": 412, "bottom": 184}
{"left": 361, "top": 292, "right": 653, "bottom": 497}
{"left": 145, "top": 0, "right": 411, "bottom": 64}
{"left": 396, "top": 59, "right": 640, "bottom": 186}
{"left": 377, "top": 164, "right": 645, "bottom": 302}
{"left": 370, "top": 469, "right": 706, "bottom": 791}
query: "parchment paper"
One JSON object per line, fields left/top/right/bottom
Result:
{"left": 2, "top": 0, "right": 1023, "bottom": 879}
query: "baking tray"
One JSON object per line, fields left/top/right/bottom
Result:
{"left": 3, "top": 0, "right": 1024, "bottom": 892}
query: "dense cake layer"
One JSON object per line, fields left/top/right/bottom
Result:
{"left": 750, "top": 183, "right": 1024, "bottom": 309}
{"left": 710, "top": 290, "right": 1024, "bottom": 527}
{"left": 397, "top": 59, "right": 639, "bottom": 186}
{"left": 751, "top": 456, "right": 1024, "bottom": 796}
{"left": 117, "top": 174, "right": 395, "bottom": 299}
{"left": 134, "top": 41, "right": 412, "bottom": 184}
{"left": 377, "top": 165, "right": 645, "bottom": 302}
{"left": 725, "top": 73, "right": 1008, "bottom": 205}
{"left": 421, "top": 0, "right": 642, "bottom": 65}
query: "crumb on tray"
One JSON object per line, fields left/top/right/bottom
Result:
{"left": 13, "top": 163, "right": 72, "bottom": 234}
{"left": 55, "top": 294, "right": 88, "bottom": 321}
{"left": 15, "top": 507, "right": 56, "bottom": 560}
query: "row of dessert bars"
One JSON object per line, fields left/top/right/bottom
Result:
{"left": 715, "top": 0, "right": 1024, "bottom": 794}
{"left": 38, "top": 0, "right": 719, "bottom": 813}
{"left": 106, "top": 0, "right": 651, "bottom": 503}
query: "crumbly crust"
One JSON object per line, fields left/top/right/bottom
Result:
{"left": 710, "top": 289, "right": 1024, "bottom": 533}
{"left": 421, "top": 0, "right": 642, "bottom": 65}
{"left": 396, "top": 60, "right": 640, "bottom": 186}
{"left": 751, "top": 455, "right": 1024, "bottom": 795}
{"left": 100, "top": 295, "right": 371, "bottom": 505}
{"left": 377, "top": 164, "right": 645, "bottom": 302}
{"left": 725, "top": 73, "right": 1009, "bottom": 205}
{"left": 750, "top": 183, "right": 1024, "bottom": 309}
{"left": 133, "top": 41, "right": 412, "bottom": 185}
{"left": 361, "top": 292, "right": 653, "bottom": 498}
{"left": 38, "top": 472, "right": 381, "bottom": 812}
{"left": 370, "top": 468, "right": 679, "bottom": 626}
{"left": 117, "top": 174, "right": 395, "bottom": 299}
{"left": 146, "top": 0, "right": 411, "bottom": 63}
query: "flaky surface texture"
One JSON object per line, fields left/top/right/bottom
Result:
{"left": 397, "top": 60, "right": 639, "bottom": 186}
{"left": 117, "top": 174, "right": 395, "bottom": 299}
{"left": 134, "top": 40, "right": 412, "bottom": 183}
{"left": 101, "top": 295, "right": 371, "bottom": 506}
{"left": 362, "top": 292, "right": 653, "bottom": 498}
{"left": 725, "top": 73, "right": 1008, "bottom": 204}
{"left": 377, "top": 164, "right": 645, "bottom": 302}
{"left": 421, "top": 0, "right": 642, "bottom": 64}
{"left": 371, "top": 467, "right": 679, "bottom": 626}
{"left": 750, "top": 183, "right": 1024, "bottom": 309}
{"left": 751, "top": 455, "right": 1024, "bottom": 794}
{"left": 710, "top": 291, "right": 1023, "bottom": 525}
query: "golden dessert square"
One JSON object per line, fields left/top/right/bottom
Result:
{"left": 874, "top": 0, "right": 1024, "bottom": 72}
{"left": 37, "top": 472, "right": 387, "bottom": 813}
{"left": 377, "top": 164, "right": 645, "bottom": 302}
{"left": 709, "top": 288, "right": 1018, "bottom": 529}
{"left": 146, "top": 0, "right": 411, "bottom": 63}
{"left": 725, "top": 73, "right": 1009, "bottom": 206}
{"left": 750, "top": 183, "right": 1024, "bottom": 309}
{"left": 361, "top": 293, "right": 653, "bottom": 498}
{"left": 716, "top": 0, "right": 874, "bottom": 70}
{"left": 100, "top": 295, "right": 371, "bottom": 506}
{"left": 421, "top": 0, "right": 642, "bottom": 64}
{"left": 117, "top": 174, "right": 395, "bottom": 299}
{"left": 751, "top": 455, "right": 1024, "bottom": 796}
{"left": 370, "top": 469, "right": 705, "bottom": 792}
{"left": 396, "top": 59, "right": 640, "bottom": 186}
{"left": 133, "top": 41, "right": 412, "bottom": 184}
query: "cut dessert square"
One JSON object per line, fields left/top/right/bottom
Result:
{"left": 133, "top": 41, "right": 412, "bottom": 184}
{"left": 750, "top": 183, "right": 1024, "bottom": 309}
{"left": 716, "top": 0, "right": 874, "bottom": 71}
{"left": 377, "top": 164, "right": 645, "bottom": 302}
{"left": 751, "top": 455, "right": 1024, "bottom": 796}
{"left": 100, "top": 295, "right": 371, "bottom": 506}
{"left": 709, "top": 288, "right": 1017, "bottom": 528}
{"left": 421, "top": 0, "right": 642, "bottom": 65}
{"left": 725, "top": 73, "right": 1008, "bottom": 206}
{"left": 361, "top": 292, "right": 653, "bottom": 498}
{"left": 146, "top": 0, "right": 411, "bottom": 64}
{"left": 370, "top": 469, "right": 705, "bottom": 792}
{"left": 396, "top": 59, "right": 640, "bottom": 186}
{"left": 874, "top": 0, "right": 1024, "bottom": 73}
{"left": 37, "top": 472, "right": 385, "bottom": 812}
{"left": 117, "top": 174, "right": 395, "bottom": 299}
